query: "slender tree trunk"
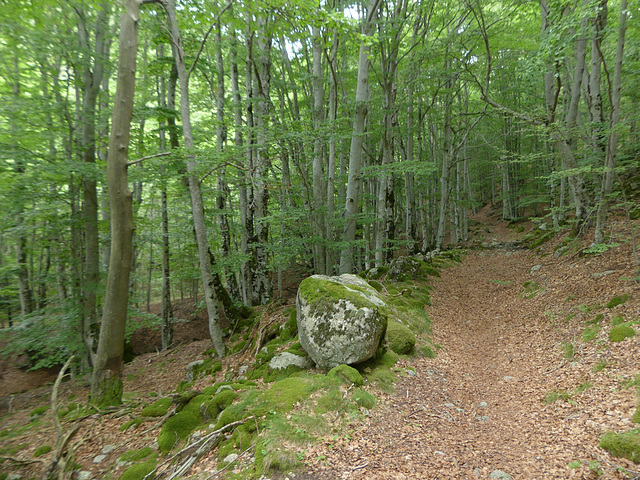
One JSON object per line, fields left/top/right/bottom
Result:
{"left": 339, "top": 0, "right": 380, "bottom": 274}
{"left": 594, "top": 0, "right": 626, "bottom": 244}
{"left": 165, "top": 0, "right": 225, "bottom": 356}
{"left": 312, "top": 24, "right": 327, "bottom": 274}
{"left": 76, "top": 3, "right": 110, "bottom": 367}
{"left": 91, "top": 0, "right": 140, "bottom": 407}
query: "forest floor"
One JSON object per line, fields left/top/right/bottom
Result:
{"left": 1, "top": 208, "right": 639, "bottom": 480}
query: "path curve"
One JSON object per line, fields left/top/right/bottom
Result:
{"left": 305, "top": 245, "right": 638, "bottom": 480}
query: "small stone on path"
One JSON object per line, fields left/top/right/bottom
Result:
{"left": 489, "top": 470, "right": 513, "bottom": 480}
{"left": 478, "top": 401, "right": 488, "bottom": 408}
{"left": 101, "top": 445, "right": 116, "bottom": 454}
{"left": 476, "top": 415, "right": 490, "bottom": 422}
{"left": 92, "top": 454, "right": 106, "bottom": 464}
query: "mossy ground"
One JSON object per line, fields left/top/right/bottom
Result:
{"left": 599, "top": 429, "right": 640, "bottom": 463}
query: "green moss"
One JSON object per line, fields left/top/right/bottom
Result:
{"left": 365, "top": 366, "right": 396, "bottom": 392}
{"left": 119, "top": 447, "right": 153, "bottom": 463}
{"left": 368, "top": 280, "right": 383, "bottom": 292}
{"left": 29, "top": 405, "right": 49, "bottom": 417}
{"left": 352, "top": 389, "right": 376, "bottom": 409}
{"left": 582, "top": 325, "right": 601, "bottom": 342}
{"left": 599, "top": 430, "right": 640, "bottom": 463}
{"left": 92, "top": 375, "right": 124, "bottom": 408}
{"left": 261, "top": 377, "right": 319, "bottom": 413}
{"left": 561, "top": 342, "right": 574, "bottom": 359}
{"left": 632, "top": 405, "right": 640, "bottom": 424}
{"left": 420, "top": 345, "right": 435, "bottom": 358}
{"left": 610, "top": 325, "right": 637, "bottom": 342}
{"left": 314, "top": 390, "right": 352, "bottom": 415}
{"left": 544, "top": 390, "right": 572, "bottom": 404}
{"left": 141, "top": 398, "right": 172, "bottom": 417}
{"left": 607, "top": 294, "right": 630, "bottom": 309}
{"left": 298, "top": 277, "right": 379, "bottom": 313}
{"left": 119, "top": 456, "right": 157, "bottom": 480}
{"left": 380, "top": 351, "right": 398, "bottom": 367}
{"left": 215, "top": 391, "right": 266, "bottom": 430}
{"left": 386, "top": 320, "right": 416, "bottom": 354}
{"left": 327, "top": 365, "right": 364, "bottom": 386}
{"left": 611, "top": 315, "right": 626, "bottom": 326}
{"left": 33, "top": 445, "right": 52, "bottom": 457}
{"left": 213, "top": 390, "right": 237, "bottom": 410}
{"left": 121, "top": 418, "right": 144, "bottom": 432}
{"left": 158, "top": 410, "right": 200, "bottom": 454}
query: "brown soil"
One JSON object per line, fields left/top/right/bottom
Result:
{"left": 1, "top": 209, "right": 639, "bottom": 480}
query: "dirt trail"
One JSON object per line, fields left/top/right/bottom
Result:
{"left": 305, "top": 222, "right": 640, "bottom": 479}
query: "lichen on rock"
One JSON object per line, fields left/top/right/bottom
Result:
{"left": 297, "top": 274, "right": 387, "bottom": 370}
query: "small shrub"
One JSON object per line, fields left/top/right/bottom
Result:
{"left": 609, "top": 325, "right": 636, "bottom": 342}
{"left": 561, "top": 342, "right": 574, "bottom": 359}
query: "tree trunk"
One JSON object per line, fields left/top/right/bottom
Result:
{"left": 165, "top": 0, "right": 225, "bottom": 357}
{"left": 90, "top": 0, "right": 140, "bottom": 407}
{"left": 312, "top": 24, "right": 327, "bottom": 274}
{"left": 76, "top": 3, "right": 110, "bottom": 368}
{"left": 339, "top": 0, "right": 380, "bottom": 274}
{"left": 594, "top": 0, "right": 626, "bottom": 245}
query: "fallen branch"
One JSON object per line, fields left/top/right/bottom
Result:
{"left": 39, "top": 356, "right": 79, "bottom": 480}
{"left": 146, "top": 418, "right": 253, "bottom": 480}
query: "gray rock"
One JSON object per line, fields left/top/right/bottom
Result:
{"left": 7, "top": 474, "right": 23, "bottom": 480}
{"left": 592, "top": 270, "right": 615, "bottom": 278}
{"left": 476, "top": 415, "right": 490, "bottom": 422}
{"left": 238, "top": 365, "right": 249, "bottom": 375}
{"left": 387, "top": 256, "right": 421, "bottom": 281}
{"left": 478, "top": 401, "right": 488, "bottom": 408}
{"left": 216, "top": 385, "right": 234, "bottom": 394}
{"left": 269, "top": 352, "right": 314, "bottom": 371}
{"left": 186, "top": 360, "right": 205, "bottom": 383}
{"left": 489, "top": 470, "right": 513, "bottom": 480}
{"left": 530, "top": 264, "right": 542, "bottom": 274}
{"left": 223, "top": 453, "right": 239, "bottom": 465}
{"left": 101, "top": 445, "right": 116, "bottom": 454}
{"left": 297, "top": 274, "right": 387, "bottom": 370}
{"left": 503, "top": 376, "right": 515, "bottom": 381}
{"left": 407, "top": 369, "right": 417, "bottom": 377}
{"left": 554, "top": 246, "right": 568, "bottom": 258}
{"left": 77, "top": 472, "right": 92, "bottom": 480}
{"left": 92, "top": 454, "right": 106, "bottom": 464}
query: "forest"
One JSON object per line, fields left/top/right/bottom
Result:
{"left": 0, "top": 0, "right": 638, "bottom": 407}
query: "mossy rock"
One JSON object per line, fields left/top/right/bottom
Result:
{"left": 141, "top": 397, "right": 172, "bottom": 417}
{"left": 386, "top": 320, "right": 416, "bottom": 354}
{"left": 607, "top": 294, "right": 630, "bottom": 309}
{"left": 352, "top": 389, "right": 376, "bottom": 409}
{"left": 213, "top": 390, "right": 238, "bottom": 410}
{"left": 327, "top": 365, "right": 364, "bottom": 386}
{"left": 33, "top": 445, "right": 52, "bottom": 457}
{"left": 599, "top": 430, "right": 640, "bottom": 463}
{"left": 158, "top": 410, "right": 200, "bottom": 454}
{"left": 119, "top": 456, "right": 157, "bottom": 480}
{"left": 119, "top": 447, "right": 153, "bottom": 463}
{"left": 610, "top": 325, "right": 636, "bottom": 342}
{"left": 367, "top": 280, "right": 383, "bottom": 292}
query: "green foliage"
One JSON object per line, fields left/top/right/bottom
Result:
{"left": 544, "top": 390, "right": 572, "bottom": 404}
{"left": 609, "top": 325, "right": 636, "bottom": 342}
{"left": 561, "top": 342, "right": 574, "bottom": 360}
{"left": 599, "top": 429, "right": 640, "bottom": 463}
{"left": 519, "top": 281, "right": 542, "bottom": 299}
{"left": 583, "top": 243, "right": 619, "bottom": 255}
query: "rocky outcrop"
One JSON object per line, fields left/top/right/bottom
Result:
{"left": 296, "top": 274, "right": 387, "bottom": 370}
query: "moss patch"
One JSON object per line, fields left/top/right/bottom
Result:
{"left": 158, "top": 410, "right": 200, "bottom": 454}
{"left": 386, "top": 320, "right": 416, "bottom": 354}
{"left": 599, "top": 429, "right": 640, "bottom": 463}
{"left": 141, "top": 397, "right": 172, "bottom": 417}
{"left": 119, "top": 455, "right": 157, "bottom": 480}
{"left": 633, "top": 405, "right": 640, "bottom": 424}
{"left": 119, "top": 447, "right": 153, "bottom": 463}
{"left": 607, "top": 294, "right": 630, "bottom": 309}
{"left": 352, "top": 389, "right": 375, "bottom": 409}
{"left": 33, "top": 445, "right": 52, "bottom": 457}
{"left": 327, "top": 365, "right": 364, "bottom": 386}
{"left": 610, "top": 325, "right": 636, "bottom": 342}
{"left": 261, "top": 377, "right": 319, "bottom": 413}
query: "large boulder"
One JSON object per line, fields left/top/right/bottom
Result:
{"left": 296, "top": 274, "right": 387, "bottom": 370}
